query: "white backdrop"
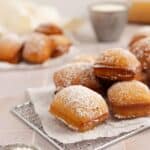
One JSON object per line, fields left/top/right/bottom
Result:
{"left": 34, "top": 0, "right": 128, "bottom": 17}
{"left": 33, "top": 0, "right": 103, "bottom": 17}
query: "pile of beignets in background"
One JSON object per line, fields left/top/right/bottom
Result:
{"left": 49, "top": 42, "right": 150, "bottom": 132}
{"left": 0, "top": 23, "right": 72, "bottom": 64}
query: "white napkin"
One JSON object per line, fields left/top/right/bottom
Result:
{"left": 26, "top": 86, "right": 150, "bottom": 144}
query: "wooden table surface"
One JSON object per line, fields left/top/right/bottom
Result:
{"left": 0, "top": 24, "right": 150, "bottom": 150}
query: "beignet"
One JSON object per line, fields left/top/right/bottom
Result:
{"left": 108, "top": 80, "right": 150, "bottom": 119}
{"left": 129, "top": 35, "right": 148, "bottom": 48}
{"left": 0, "top": 33, "right": 23, "bottom": 63}
{"left": 130, "top": 37, "right": 150, "bottom": 70}
{"left": 53, "top": 62, "right": 102, "bottom": 92}
{"left": 49, "top": 35, "right": 72, "bottom": 57}
{"left": 35, "top": 23, "right": 63, "bottom": 35}
{"left": 129, "top": 27, "right": 150, "bottom": 47}
{"left": 50, "top": 85, "right": 109, "bottom": 132}
{"left": 94, "top": 48, "right": 141, "bottom": 81}
{"left": 23, "top": 33, "right": 52, "bottom": 64}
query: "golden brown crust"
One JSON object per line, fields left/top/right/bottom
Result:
{"left": 0, "top": 33, "right": 23, "bottom": 64}
{"left": 22, "top": 33, "right": 52, "bottom": 64}
{"left": 130, "top": 37, "right": 150, "bottom": 70}
{"left": 50, "top": 85, "right": 109, "bottom": 132}
{"left": 94, "top": 64, "right": 137, "bottom": 81}
{"left": 35, "top": 23, "right": 63, "bottom": 35}
{"left": 108, "top": 81, "right": 150, "bottom": 119}
{"left": 53, "top": 62, "right": 102, "bottom": 92}
{"left": 110, "top": 104, "right": 150, "bottom": 119}
{"left": 94, "top": 48, "right": 141, "bottom": 81}
{"left": 49, "top": 35, "right": 72, "bottom": 57}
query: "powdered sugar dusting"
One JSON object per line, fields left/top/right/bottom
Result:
{"left": 0, "top": 33, "right": 23, "bottom": 49}
{"left": 54, "top": 85, "right": 108, "bottom": 119}
{"left": 108, "top": 80, "right": 150, "bottom": 106}
{"left": 130, "top": 37, "right": 150, "bottom": 70}
{"left": 24, "top": 33, "right": 49, "bottom": 55}
{"left": 96, "top": 48, "right": 140, "bottom": 70}
{"left": 54, "top": 62, "right": 100, "bottom": 91}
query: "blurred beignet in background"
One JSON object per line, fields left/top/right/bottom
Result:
{"left": 23, "top": 33, "right": 52, "bottom": 64}
{"left": 129, "top": 37, "right": 150, "bottom": 70}
{"left": 53, "top": 62, "right": 102, "bottom": 93}
{"left": 49, "top": 35, "right": 72, "bottom": 57}
{"left": 50, "top": 85, "right": 109, "bottom": 132}
{"left": 94, "top": 48, "right": 141, "bottom": 81}
{"left": 129, "top": 27, "right": 150, "bottom": 47}
{"left": 73, "top": 54, "right": 97, "bottom": 64}
{"left": 108, "top": 80, "right": 150, "bottom": 119}
{"left": 0, "top": 33, "right": 23, "bottom": 63}
{"left": 35, "top": 23, "right": 63, "bottom": 35}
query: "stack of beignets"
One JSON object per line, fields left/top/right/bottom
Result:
{"left": 0, "top": 23, "right": 72, "bottom": 64}
{"left": 50, "top": 46, "right": 150, "bottom": 132}
{"left": 73, "top": 54, "right": 97, "bottom": 64}
{"left": 50, "top": 85, "right": 109, "bottom": 132}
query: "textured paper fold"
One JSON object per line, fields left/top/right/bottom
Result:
{"left": 26, "top": 86, "right": 150, "bottom": 144}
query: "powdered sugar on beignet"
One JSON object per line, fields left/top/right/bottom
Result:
{"left": 23, "top": 33, "right": 52, "bottom": 64}
{"left": 50, "top": 85, "right": 109, "bottom": 132}
{"left": 53, "top": 62, "right": 101, "bottom": 92}
{"left": 55, "top": 85, "right": 107, "bottom": 118}
{"left": 108, "top": 81, "right": 150, "bottom": 119}
{"left": 108, "top": 80, "right": 150, "bottom": 106}
{"left": 95, "top": 48, "right": 140, "bottom": 71}
{"left": 130, "top": 37, "right": 150, "bottom": 70}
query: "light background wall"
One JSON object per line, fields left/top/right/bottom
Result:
{"left": 33, "top": 0, "right": 100, "bottom": 17}
{"left": 33, "top": 0, "right": 129, "bottom": 17}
